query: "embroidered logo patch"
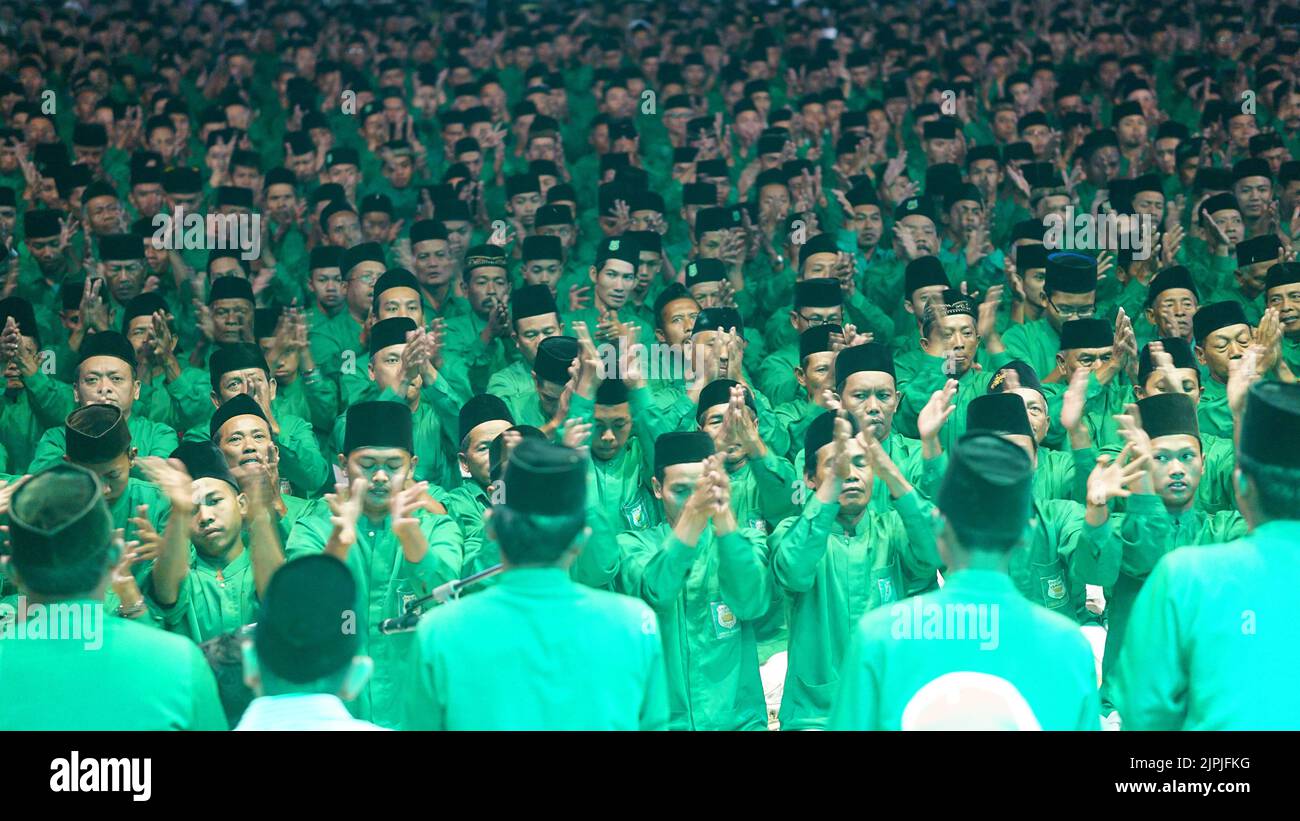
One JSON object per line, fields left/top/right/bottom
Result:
{"left": 711, "top": 601, "right": 739, "bottom": 639}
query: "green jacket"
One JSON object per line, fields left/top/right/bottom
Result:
{"left": 616, "top": 522, "right": 772, "bottom": 731}
{"left": 0, "top": 601, "right": 227, "bottom": 730}
{"left": 770, "top": 492, "right": 939, "bottom": 730}
{"left": 30, "top": 414, "right": 179, "bottom": 475}
{"left": 401, "top": 567, "right": 669, "bottom": 730}
{"left": 157, "top": 545, "right": 259, "bottom": 645}
{"left": 828, "top": 569, "right": 1101, "bottom": 730}
{"left": 285, "top": 504, "right": 464, "bottom": 728}
{"left": 1104, "top": 494, "right": 1247, "bottom": 710}
{"left": 1113, "top": 520, "right": 1300, "bottom": 730}
{"left": 1001, "top": 317, "right": 1060, "bottom": 378}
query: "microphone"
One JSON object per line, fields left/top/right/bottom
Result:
{"left": 375, "top": 564, "right": 505, "bottom": 634}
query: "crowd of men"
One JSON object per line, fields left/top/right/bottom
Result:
{"left": 0, "top": 0, "right": 1299, "bottom": 732}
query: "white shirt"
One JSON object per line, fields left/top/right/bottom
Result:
{"left": 234, "top": 694, "right": 388, "bottom": 731}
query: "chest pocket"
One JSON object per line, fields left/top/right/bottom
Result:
{"left": 1024, "top": 513, "right": 1070, "bottom": 612}
{"left": 869, "top": 555, "right": 903, "bottom": 608}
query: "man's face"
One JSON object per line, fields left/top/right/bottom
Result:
{"left": 992, "top": 109, "right": 1018, "bottom": 143}
{"left": 460, "top": 420, "right": 512, "bottom": 487}
{"left": 130, "top": 182, "right": 164, "bottom": 219}
{"left": 1131, "top": 189, "right": 1165, "bottom": 219}
{"left": 75, "top": 355, "right": 138, "bottom": 412}
{"left": 344, "top": 447, "right": 413, "bottom": 516}
{"left": 1006, "top": 387, "right": 1050, "bottom": 443}
{"left": 1021, "top": 125, "right": 1051, "bottom": 160}
{"left": 791, "top": 304, "right": 842, "bottom": 335}
{"left": 383, "top": 154, "right": 415, "bottom": 190}
{"left": 537, "top": 222, "right": 575, "bottom": 250}
{"left": 147, "top": 126, "right": 177, "bottom": 160}
{"left": 328, "top": 164, "right": 360, "bottom": 193}
{"left": 514, "top": 313, "right": 561, "bottom": 365}
{"left": 371, "top": 342, "right": 413, "bottom": 395}
{"left": 327, "top": 212, "right": 362, "bottom": 247}
{"left": 26, "top": 234, "right": 62, "bottom": 272}
{"left": 375, "top": 286, "right": 422, "bottom": 323}
{"left": 968, "top": 159, "right": 1002, "bottom": 197}
{"left": 657, "top": 297, "right": 699, "bottom": 346}
{"left": 411, "top": 239, "right": 454, "bottom": 288}
{"left": 103, "top": 259, "right": 146, "bottom": 304}
{"left": 264, "top": 184, "right": 296, "bottom": 224}
{"left": 345, "top": 262, "right": 383, "bottom": 317}
{"left": 215, "top": 367, "right": 273, "bottom": 409}
{"left": 1269, "top": 281, "right": 1300, "bottom": 336}
{"left": 1045, "top": 290, "right": 1095, "bottom": 332}
{"left": 125, "top": 314, "right": 166, "bottom": 360}
{"left": 1202, "top": 209, "right": 1243, "bottom": 248}
{"left": 1233, "top": 176, "right": 1273, "bottom": 219}
{"left": 1139, "top": 368, "right": 1202, "bottom": 403}
{"left": 655, "top": 460, "right": 706, "bottom": 525}
{"left": 85, "top": 194, "right": 123, "bottom": 235}
{"left": 809, "top": 436, "right": 871, "bottom": 515}
{"left": 508, "top": 191, "right": 543, "bottom": 229}
{"left": 310, "top": 267, "right": 345, "bottom": 311}
{"left": 258, "top": 335, "right": 300, "bottom": 381}
{"left": 699, "top": 401, "right": 754, "bottom": 465}
{"left": 907, "top": 284, "right": 948, "bottom": 324}
{"left": 1227, "top": 113, "right": 1258, "bottom": 151}
{"left": 840, "top": 370, "right": 899, "bottom": 440}
{"left": 79, "top": 452, "right": 133, "bottom": 503}
{"left": 211, "top": 298, "right": 254, "bottom": 343}
{"left": 591, "top": 261, "right": 636, "bottom": 310}
{"left": 1116, "top": 115, "right": 1148, "bottom": 150}
{"left": 522, "top": 258, "right": 563, "bottom": 293}
{"left": 466, "top": 266, "right": 508, "bottom": 317}
{"left": 1085, "top": 147, "right": 1121, "bottom": 185}
{"left": 1150, "top": 433, "right": 1202, "bottom": 509}
{"left": 190, "top": 477, "right": 246, "bottom": 555}
{"left": 899, "top": 215, "right": 938, "bottom": 255}
{"left": 841, "top": 203, "right": 882, "bottom": 248}
{"left": 1147, "top": 288, "right": 1197, "bottom": 339}
{"left": 1058, "top": 345, "right": 1115, "bottom": 379}
{"left": 920, "top": 314, "right": 979, "bottom": 375}
{"left": 948, "top": 199, "right": 984, "bottom": 237}
{"left": 2, "top": 335, "right": 35, "bottom": 389}
{"left": 592, "top": 402, "right": 632, "bottom": 461}
{"left": 1197, "top": 323, "right": 1252, "bottom": 381}
{"left": 215, "top": 414, "right": 276, "bottom": 471}
{"left": 1152, "top": 138, "right": 1180, "bottom": 176}
{"left": 1237, "top": 260, "right": 1275, "bottom": 295}
{"left": 796, "top": 350, "right": 836, "bottom": 402}
{"left": 528, "top": 135, "right": 560, "bottom": 163}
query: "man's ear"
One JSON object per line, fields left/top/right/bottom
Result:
{"left": 794, "top": 366, "right": 808, "bottom": 389}
{"left": 651, "top": 476, "right": 663, "bottom": 500}
{"left": 1195, "top": 345, "right": 1207, "bottom": 366}
{"left": 337, "top": 453, "right": 348, "bottom": 471}
{"left": 588, "top": 265, "right": 598, "bottom": 285}
{"left": 237, "top": 492, "right": 249, "bottom": 518}
{"left": 210, "top": 390, "right": 221, "bottom": 408}
{"left": 788, "top": 309, "right": 799, "bottom": 330}
{"left": 1056, "top": 352, "right": 1067, "bottom": 369}
{"left": 920, "top": 335, "right": 933, "bottom": 354}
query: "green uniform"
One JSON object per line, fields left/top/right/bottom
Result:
{"left": 402, "top": 567, "right": 670, "bottom": 730}
{"left": 1114, "top": 520, "right": 1300, "bottom": 730}
{"left": 134, "top": 365, "right": 213, "bottom": 432}
{"left": 769, "top": 492, "right": 939, "bottom": 730}
{"left": 157, "top": 545, "right": 259, "bottom": 644}
{"left": 616, "top": 523, "right": 772, "bottom": 731}
{"left": 1, "top": 374, "right": 72, "bottom": 472}
{"left": 330, "top": 384, "right": 460, "bottom": 491}
{"left": 1196, "top": 377, "right": 1235, "bottom": 440}
{"left": 0, "top": 601, "right": 227, "bottom": 730}
{"left": 29, "top": 415, "right": 180, "bottom": 474}
{"left": 1001, "top": 318, "right": 1061, "bottom": 378}
{"left": 828, "top": 569, "right": 1101, "bottom": 730}
{"left": 755, "top": 343, "right": 800, "bottom": 407}
{"left": 1103, "top": 493, "right": 1247, "bottom": 708}
{"left": 284, "top": 503, "right": 463, "bottom": 727}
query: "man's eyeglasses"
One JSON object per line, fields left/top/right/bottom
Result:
{"left": 1049, "top": 298, "right": 1095, "bottom": 319}
{"left": 798, "top": 313, "right": 841, "bottom": 326}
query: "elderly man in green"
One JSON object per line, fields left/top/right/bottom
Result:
{"left": 402, "top": 439, "right": 669, "bottom": 730}
{"left": 616, "top": 431, "right": 772, "bottom": 731}
{"left": 286, "top": 401, "right": 463, "bottom": 728}
{"left": 770, "top": 410, "right": 939, "bottom": 730}
{"left": 829, "top": 433, "right": 1101, "bottom": 731}
{"left": 0, "top": 463, "right": 226, "bottom": 730}
{"left": 1115, "top": 381, "right": 1300, "bottom": 730}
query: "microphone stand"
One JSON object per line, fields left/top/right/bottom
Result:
{"left": 377, "top": 564, "right": 505, "bottom": 634}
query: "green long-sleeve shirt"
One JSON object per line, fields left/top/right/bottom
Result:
{"left": 1114, "top": 519, "right": 1300, "bottom": 730}
{"left": 828, "top": 569, "right": 1101, "bottom": 731}
{"left": 770, "top": 491, "right": 939, "bottom": 730}
{"left": 615, "top": 522, "right": 772, "bottom": 731}
{"left": 285, "top": 504, "right": 464, "bottom": 728}
{"left": 330, "top": 383, "right": 460, "bottom": 491}
{"left": 1001, "top": 317, "right": 1060, "bottom": 378}
{"left": 401, "top": 567, "right": 670, "bottom": 730}
{"left": 156, "top": 545, "right": 259, "bottom": 645}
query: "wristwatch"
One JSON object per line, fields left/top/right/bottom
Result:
{"left": 115, "top": 600, "right": 148, "bottom": 619}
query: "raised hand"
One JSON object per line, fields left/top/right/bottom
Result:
{"left": 127, "top": 505, "right": 164, "bottom": 562}
{"left": 138, "top": 457, "right": 197, "bottom": 515}
{"left": 918, "top": 379, "right": 959, "bottom": 447}
{"left": 325, "top": 478, "right": 369, "bottom": 557}
{"left": 1086, "top": 444, "right": 1149, "bottom": 507}
{"left": 1060, "top": 366, "right": 1090, "bottom": 433}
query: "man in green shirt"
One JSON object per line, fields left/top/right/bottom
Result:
{"left": 829, "top": 433, "right": 1101, "bottom": 730}
{"left": 1101, "top": 392, "right": 1247, "bottom": 720}
{"left": 616, "top": 431, "right": 772, "bottom": 730}
{"left": 1115, "top": 381, "right": 1300, "bottom": 730}
{"left": 285, "top": 400, "right": 463, "bottom": 728}
{"left": 0, "top": 296, "right": 82, "bottom": 472}
{"left": 0, "top": 463, "right": 226, "bottom": 730}
{"left": 771, "top": 410, "right": 939, "bottom": 730}
{"left": 1192, "top": 300, "right": 1255, "bottom": 439}
{"left": 28, "top": 330, "right": 179, "bottom": 473}
{"left": 756, "top": 278, "right": 844, "bottom": 406}
{"left": 437, "top": 393, "right": 516, "bottom": 576}
{"left": 145, "top": 440, "right": 285, "bottom": 645}
{"left": 122, "top": 292, "right": 213, "bottom": 433}
{"left": 209, "top": 393, "right": 311, "bottom": 543}
{"left": 1003, "top": 251, "right": 1099, "bottom": 378}
{"left": 403, "top": 438, "right": 669, "bottom": 730}
{"left": 486, "top": 283, "right": 563, "bottom": 409}
{"left": 1265, "top": 261, "right": 1300, "bottom": 374}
